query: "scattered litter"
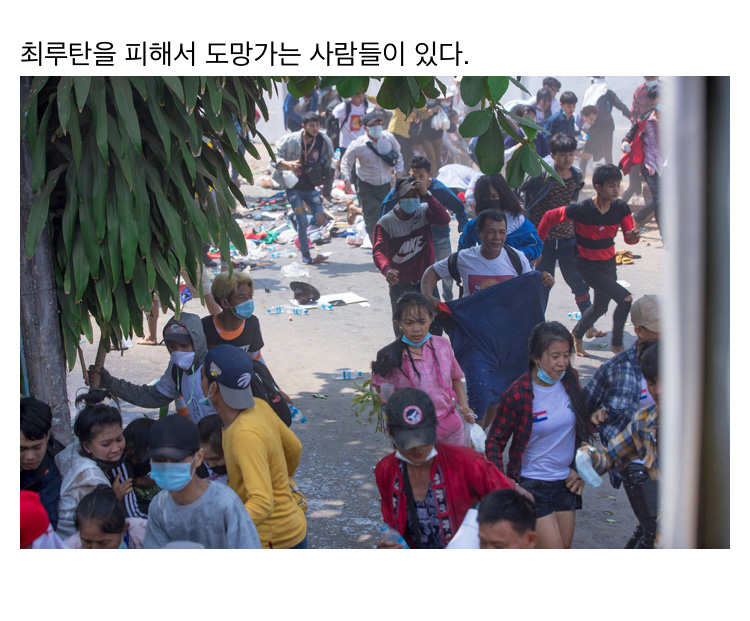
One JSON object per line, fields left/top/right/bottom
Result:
{"left": 312, "top": 393, "right": 328, "bottom": 399}
{"left": 605, "top": 519, "right": 617, "bottom": 523}
{"left": 291, "top": 292, "right": 368, "bottom": 308}
{"left": 616, "top": 280, "right": 631, "bottom": 287}
{"left": 281, "top": 263, "right": 311, "bottom": 278}
{"left": 359, "top": 302, "right": 370, "bottom": 307}
{"left": 602, "top": 510, "right": 614, "bottom": 515}
{"left": 607, "top": 495, "right": 616, "bottom": 500}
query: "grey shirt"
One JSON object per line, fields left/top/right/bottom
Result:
{"left": 144, "top": 481, "right": 261, "bottom": 549}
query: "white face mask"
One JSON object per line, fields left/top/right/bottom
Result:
{"left": 368, "top": 125, "right": 383, "bottom": 139}
{"left": 171, "top": 351, "right": 195, "bottom": 371}
{"left": 395, "top": 447, "right": 438, "bottom": 466}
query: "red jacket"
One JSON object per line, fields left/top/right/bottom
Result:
{"left": 375, "top": 443, "right": 513, "bottom": 548}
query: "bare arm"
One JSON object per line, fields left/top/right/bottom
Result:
{"left": 420, "top": 266, "right": 441, "bottom": 311}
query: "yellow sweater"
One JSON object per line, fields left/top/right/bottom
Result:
{"left": 223, "top": 399, "right": 306, "bottom": 549}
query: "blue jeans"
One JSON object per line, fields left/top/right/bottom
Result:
{"left": 432, "top": 233, "right": 454, "bottom": 302}
{"left": 287, "top": 189, "right": 324, "bottom": 260}
{"left": 289, "top": 534, "right": 308, "bottom": 549}
{"left": 538, "top": 237, "right": 591, "bottom": 314}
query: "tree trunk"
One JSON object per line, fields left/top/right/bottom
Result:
{"left": 20, "top": 76, "right": 72, "bottom": 443}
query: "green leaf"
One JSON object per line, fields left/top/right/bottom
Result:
{"left": 506, "top": 146, "right": 526, "bottom": 188}
{"left": 57, "top": 76, "right": 73, "bottom": 134}
{"left": 406, "top": 76, "right": 420, "bottom": 100}
{"left": 496, "top": 109, "right": 522, "bottom": 142}
{"left": 162, "top": 76, "right": 185, "bottom": 106}
{"left": 113, "top": 280, "right": 131, "bottom": 335}
{"left": 73, "top": 76, "right": 91, "bottom": 112}
{"left": 509, "top": 77, "right": 531, "bottom": 96}
{"left": 79, "top": 302, "right": 94, "bottom": 344}
{"left": 31, "top": 92, "right": 56, "bottom": 194}
{"left": 95, "top": 270, "right": 113, "bottom": 322}
{"left": 459, "top": 108, "right": 493, "bottom": 138}
{"left": 72, "top": 228, "right": 91, "bottom": 300}
{"left": 376, "top": 79, "right": 397, "bottom": 110}
{"left": 230, "top": 76, "right": 247, "bottom": 121}
{"left": 319, "top": 76, "right": 338, "bottom": 89}
{"left": 110, "top": 77, "right": 143, "bottom": 156}
{"left": 25, "top": 163, "right": 67, "bottom": 258}
{"left": 106, "top": 193, "right": 122, "bottom": 288}
{"left": 145, "top": 89, "right": 172, "bottom": 164}
{"left": 144, "top": 162, "right": 186, "bottom": 266}
{"left": 178, "top": 139, "right": 196, "bottom": 183}
{"left": 474, "top": 115, "right": 505, "bottom": 175}
{"left": 115, "top": 166, "right": 139, "bottom": 281}
{"left": 507, "top": 111, "right": 546, "bottom": 134}
{"left": 487, "top": 76, "right": 510, "bottom": 102}
{"left": 90, "top": 77, "right": 108, "bottom": 161}
{"left": 127, "top": 76, "right": 147, "bottom": 100}
{"left": 460, "top": 77, "right": 484, "bottom": 107}
{"left": 391, "top": 78, "right": 413, "bottom": 119}
{"left": 206, "top": 77, "right": 223, "bottom": 117}
{"left": 286, "top": 77, "right": 317, "bottom": 99}
{"left": 184, "top": 76, "right": 200, "bottom": 114}
{"left": 62, "top": 166, "right": 79, "bottom": 260}
{"left": 23, "top": 91, "right": 38, "bottom": 152}
{"left": 91, "top": 146, "right": 107, "bottom": 242}
{"left": 335, "top": 77, "right": 369, "bottom": 99}
{"left": 521, "top": 143, "right": 543, "bottom": 177}
{"left": 540, "top": 156, "right": 564, "bottom": 185}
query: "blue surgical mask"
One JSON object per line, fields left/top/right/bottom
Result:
{"left": 645, "top": 80, "right": 658, "bottom": 88}
{"left": 198, "top": 385, "right": 215, "bottom": 407}
{"left": 537, "top": 366, "right": 565, "bottom": 385}
{"left": 368, "top": 125, "right": 383, "bottom": 139}
{"left": 401, "top": 333, "right": 432, "bottom": 347}
{"left": 440, "top": 101, "right": 451, "bottom": 108}
{"left": 398, "top": 198, "right": 420, "bottom": 214}
{"left": 232, "top": 299, "right": 255, "bottom": 319}
{"left": 150, "top": 460, "right": 194, "bottom": 492}
{"left": 655, "top": 104, "right": 662, "bottom": 112}
{"left": 171, "top": 351, "right": 195, "bottom": 371}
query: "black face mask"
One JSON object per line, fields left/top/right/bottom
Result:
{"left": 90, "top": 453, "right": 126, "bottom": 471}
{"left": 478, "top": 198, "right": 502, "bottom": 213}
{"left": 209, "top": 464, "right": 228, "bottom": 476}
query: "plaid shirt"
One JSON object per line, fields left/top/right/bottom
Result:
{"left": 583, "top": 344, "right": 643, "bottom": 446}
{"left": 485, "top": 369, "right": 583, "bottom": 482}
{"left": 592, "top": 404, "right": 660, "bottom": 481}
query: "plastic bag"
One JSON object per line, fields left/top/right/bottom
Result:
{"left": 432, "top": 109, "right": 450, "bottom": 131}
{"left": 463, "top": 419, "right": 486, "bottom": 452}
{"left": 575, "top": 448, "right": 603, "bottom": 488}
{"left": 280, "top": 263, "right": 311, "bottom": 278}
{"left": 282, "top": 170, "right": 299, "bottom": 188}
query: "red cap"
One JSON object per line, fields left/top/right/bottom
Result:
{"left": 20, "top": 491, "right": 49, "bottom": 548}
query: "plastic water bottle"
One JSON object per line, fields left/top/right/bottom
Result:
{"left": 271, "top": 250, "right": 296, "bottom": 258}
{"left": 332, "top": 369, "right": 362, "bottom": 380}
{"left": 317, "top": 303, "right": 333, "bottom": 311}
{"left": 575, "top": 448, "right": 603, "bottom": 488}
{"left": 333, "top": 147, "right": 342, "bottom": 162}
{"left": 380, "top": 523, "right": 409, "bottom": 548}
{"left": 267, "top": 305, "right": 309, "bottom": 315}
{"left": 568, "top": 312, "right": 582, "bottom": 320}
{"left": 289, "top": 404, "right": 306, "bottom": 424}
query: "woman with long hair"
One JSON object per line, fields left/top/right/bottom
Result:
{"left": 458, "top": 174, "right": 543, "bottom": 263}
{"left": 484, "top": 321, "right": 593, "bottom": 548}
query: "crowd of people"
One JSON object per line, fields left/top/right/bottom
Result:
{"left": 21, "top": 76, "right": 665, "bottom": 550}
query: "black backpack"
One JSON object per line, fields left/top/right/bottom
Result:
{"left": 325, "top": 99, "right": 369, "bottom": 150}
{"left": 447, "top": 246, "right": 524, "bottom": 298}
{"left": 249, "top": 359, "right": 292, "bottom": 427}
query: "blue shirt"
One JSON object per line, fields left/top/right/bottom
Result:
{"left": 543, "top": 110, "right": 579, "bottom": 139}
{"left": 283, "top": 91, "right": 319, "bottom": 128}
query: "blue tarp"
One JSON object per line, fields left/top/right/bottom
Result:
{"left": 443, "top": 272, "right": 546, "bottom": 420}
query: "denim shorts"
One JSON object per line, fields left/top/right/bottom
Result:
{"left": 519, "top": 477, "right": 582, "bottom": 519}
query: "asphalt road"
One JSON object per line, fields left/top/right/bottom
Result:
{"left": 67, "top": 169, "right": 664, "bottom": 549}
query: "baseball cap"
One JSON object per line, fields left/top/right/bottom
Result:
{"left": 163, "top": 321, "right": 192, "bottom": 346}
{"left": 393, "top": 176, "right": 417, "bottom": 199}
{"left": 203, "top": 345, "right": 256, "bottom": 410}
{"left": 146, "top": 415, "right": 201, "bottom": 461}
{"left": 362, "top": 110, "right": 384, "bottom": 126}
{"left": 631, "top": 294, "right": 661, "bottom": 332}
{"left": 385, "top": 388, "right": 437, "bottom": 451}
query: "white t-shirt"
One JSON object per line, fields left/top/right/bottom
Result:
{"left": 520, "top": 380, "right": 576, "bottom": 480}
{"left": 433, "top": 245, "right": 531, "bottom": 298}
{"left": 332, "top": 101, "right": 369, "bottom": 148}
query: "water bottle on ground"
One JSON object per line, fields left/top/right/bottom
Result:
{"left": 267, "top": 305, "right": 309, "bottom": 315}
{"left": 289, "top": 404, "right": 306, "bottom": 423}
{"left": 380, "top": 523, "right": 409, "bottom": 549}
{"left": 568, "top": 312, "right": 582, "bottom": 320}
{"left": 331, "top": 369, "right": 362, "bottom": 380}
{"left": 317, "top": 303, "right": 333, "bottom": 311}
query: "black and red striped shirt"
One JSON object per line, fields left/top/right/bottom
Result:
{"left": 536, "top": 199, "right": 637, "bottom": 262}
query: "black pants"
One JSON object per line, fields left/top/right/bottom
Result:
{"left": 634, "top": 168, "right": 661, "bottom": 237}
{"left": 621, "top": 166, "right": 644, "bottom": 203}
{"left": 620, "top": 463, "right": 659, "bottom": 548}
{"left": 538, "top": 237, "right": 591, "bottom": 314}
{"left": 572, "top": 258, "right": 631, "bottom": 346}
